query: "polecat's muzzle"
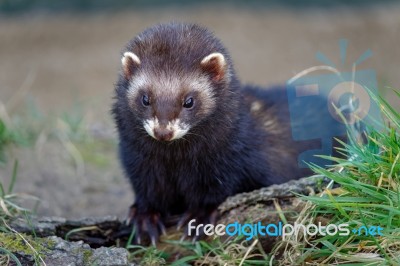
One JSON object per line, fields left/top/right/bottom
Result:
{"left": 153, "top": 127, "right": 174, "bottom": 141}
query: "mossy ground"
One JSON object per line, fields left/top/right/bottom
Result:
{"left": 0, "top": 232, "right": 54, "bottom": 257}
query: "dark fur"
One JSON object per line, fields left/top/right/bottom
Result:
{"left": 112, "top": 23, "right": 341, "bottom": 240}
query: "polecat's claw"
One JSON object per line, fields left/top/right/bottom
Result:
{"left": 177, "top": 212, "right": 192, "bottom": 230}
{"left": 180, "top": 234, "right": 187, "bottom": 242}
{"left": 135, "top": 234, "right": 141, "bottom": 245}
{"left": 126, "top": 204, "right": 164, "bottom": 245}
{"left": 158, "top": 220, "right": 167, "bottom": 235}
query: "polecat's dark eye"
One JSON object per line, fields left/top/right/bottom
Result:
{"left": 183, "top": 97, "right": 194, "bottom": 109}
{"left": 142, "top": 95, "right": 150, "bottom": 106}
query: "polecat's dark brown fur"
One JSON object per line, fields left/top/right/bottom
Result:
{"left": 112, "top": 22, "right": 342, "bottom": 244}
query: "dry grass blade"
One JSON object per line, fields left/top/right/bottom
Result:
{"left": 239, "top": 239, "right": 258, "bottom": 266}
{"left": 3, "top": 220, "right": 47, "bottom": 266}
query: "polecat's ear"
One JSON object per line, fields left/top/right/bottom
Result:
{"left": 121, "top": 52, "right": 141, "bottom": 80}
{"left": 200, "top": 52, "right": 227, "bottom": 82}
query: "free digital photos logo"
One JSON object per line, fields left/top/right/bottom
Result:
{"left": 286, "top": 39, "right": 382, "bottom": 168}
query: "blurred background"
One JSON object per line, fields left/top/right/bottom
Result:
{"left": 0, "top": 0, "right": 399, "bottom": 219}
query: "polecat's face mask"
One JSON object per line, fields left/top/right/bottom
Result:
{"left": 121, "top": 52, "right": 227, "bottom": 142}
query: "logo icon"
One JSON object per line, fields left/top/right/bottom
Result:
{"left": 286, "top": 39, "right": 381, "bottom": 168}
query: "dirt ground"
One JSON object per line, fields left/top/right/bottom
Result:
{"left": 0, "top": 3, "right": 399, "bottom": 219}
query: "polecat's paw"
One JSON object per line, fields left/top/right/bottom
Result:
{"left": 177, "top": 208, "right": 219, "bottom": 241}
{"left": 126, "top": 204, "right": 166, "bottom": 246}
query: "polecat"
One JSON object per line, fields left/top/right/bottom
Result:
{"left": 112, "top": 22, "right": 343, "bottom": 244}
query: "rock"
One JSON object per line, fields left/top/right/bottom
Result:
{"left": 44, "top": 236, "right": 92, "bottom": 266}
{"left": 10, "top": 216, "right": 120, "bottom": 238}
{"left": 91, "top": 246, "right": 131, "bottom": 266}
{"left": 219, "top": 175, "right": 329, "bottom": 212}
{"left": 10, "top": 216, "right": 66, "bottom": 237}
{"left": 9, "top": 236, "right": 134, "bottom": 266}
{"left": 45, "top": 236, "right": 133, "bottom": 266}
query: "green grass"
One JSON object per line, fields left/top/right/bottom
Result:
{"left": 0, "top": 161, "right": 43, "bottom": 265}
{"left": 0, "top": 102, "right": 47, "bottom": 265}
{"left": 0, "top": 118, "right": 28, "bottom": 165}
{"left": 126, "top": 236, "right": 269, "bottom": 266}
{"left": 274, "top": 90, "right": 400, "bottom": 265}
{"left": 0, "top": 145, "right": 44, "bottom": 265}
{"left": 0, "top": 118, "right": 14, "bottom": 164}
{"left": 168, "top": 237, "right": 269, "bottom": 266}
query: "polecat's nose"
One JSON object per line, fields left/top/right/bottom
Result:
{"left": 153, "top": 128, "right": 174, "bottom": 141}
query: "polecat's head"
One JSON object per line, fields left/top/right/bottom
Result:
{"left": 119, "top": 23, "right": 234, "bottom": 142}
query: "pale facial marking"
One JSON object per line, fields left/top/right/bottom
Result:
{"left": 143, "top": 117, "right": 159, "bottom": 139}
{"left": 143, "top": 117, "right": 190, "bottom": 141}
{"left": 126, "top": 72, "right": 216, "bottom": 116}
{"left": 127, "top": 73, "right": 149, "bottom": 103}
{"left": 184, "top": 75, "right": 216, "bottom": 115}
{"left": 167, "top": 119, "right": 190, "bottom": 140}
